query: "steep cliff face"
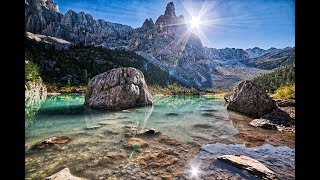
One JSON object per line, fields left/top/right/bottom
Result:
{"left": 25, "top": 0, "right": 134, "bottom": 48}
{"left": 25, "top": 0, "right": 62, "bottom": 33}
{"left": 129, "top": 2, "right": 205, "bottom": 66}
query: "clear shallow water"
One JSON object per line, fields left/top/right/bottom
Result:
{"left": 25, "top": 94, "right": 239, "bottom": 147}
{"left": 25, "top": 94, "right": 294, "bottom": 179}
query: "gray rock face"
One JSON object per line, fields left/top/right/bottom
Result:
{"left": 85, "top": 67, "right": 153, "bottom": 110}
{"left": 25, "top": 0, "right": 62, "bottom": 33}
{"left": 226, "top": 80, "right": 277, "bottom": 118}
{"left": 25, "top": 77, "right": 47, "bottom": 103}
{"left": 217, "top": 155, "right": 277, "bottom": 180}
{"left": 26, "top": 31, "right": 72, "bottom": 49}
{"left": 46, "top": 167, "right": 87, "bottom": 180}
{"left": 25, "top": 0, "right": 134, "bottom": 47}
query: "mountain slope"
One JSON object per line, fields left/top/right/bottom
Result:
{"left": 244, "top": 47, "right": 295, "bottom": 70}
{"left": 253, "top": 64, "right": 295, "bottom": 92}
{"left": 25, "top": 37, "right": 178, "bottom": 86}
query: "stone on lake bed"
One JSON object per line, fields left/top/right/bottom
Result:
{"left": 32, "top": 136, "right": 71, "bottom": 150}
{"left": 193, "top": 123, "right": 213, "bottom": 129}
{"left": 138, "top": 128, "right": 159, "bottom": 135}
{"left": 127, "top": 138, "right": 149, "bottom": 148}
{"left": 201, "top": 109, "right": 218, "bottom": 112}
{"left": 217, "top": 155, "right": 277, "bottom": 180}
{"left": 46, "top": 167, "right": 87, "bottom": 180}
{"left": 165, "top": 112, "right": 180, "bottom": 116}
{"left": 250, "top": 119, "right": 277, "bottom": 130}
{"left": 201, "top": 112, "right": 215, "bottom": 117}
{"left": 84, "top": 125, "right": 102, "bottom": 130}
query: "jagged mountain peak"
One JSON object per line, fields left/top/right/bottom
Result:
{"left": 164, "top": 2, "right": 176, "bottom": 17}
{"left": 26, "top": 0, "right": 60, "bottom": 13}
{"left": 142, "top": 18, "right": 154, "bottom": 29}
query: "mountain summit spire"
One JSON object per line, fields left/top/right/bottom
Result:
{"left": 164, "top": 2, "right": 176, "bottom": 17}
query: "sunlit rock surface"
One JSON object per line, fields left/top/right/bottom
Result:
{"left": 183, "top": 143, "right": 294, "bottom": 179}
{"left": 85, "top": 67, "right": 153, "bottom": 110}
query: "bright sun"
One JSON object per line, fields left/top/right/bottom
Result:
{"left": 190, "top": 16, "right": 202, "bottom": 29}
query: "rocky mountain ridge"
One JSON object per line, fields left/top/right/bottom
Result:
{"left": 25, "top": 0, "right": 293, "bottom": 89}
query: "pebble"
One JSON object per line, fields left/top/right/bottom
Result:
{"left": 146, "top": 175, "right": 153, "bottom": 179}
{"left": 139, "top": 173, "right": 147, "bottom": 178}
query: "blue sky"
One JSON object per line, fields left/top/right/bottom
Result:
{"left": 54, "top": 0, "right": 294, "bottom": 49}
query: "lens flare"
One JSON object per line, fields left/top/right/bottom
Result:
{"left": 190, "top": 16, "right": 201, "bottom": 29}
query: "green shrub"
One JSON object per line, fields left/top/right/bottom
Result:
{"left": 25, "top": 61, "right": 40, "bottom": 82}
{"left": 274, "top": 84, "right": 295, "bottom": 99}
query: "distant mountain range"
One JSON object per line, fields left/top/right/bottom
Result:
{"left": 25, "top": 0, "right": 294, "bottom": 89}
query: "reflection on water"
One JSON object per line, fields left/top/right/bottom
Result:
{"left": 25, "top": 94, "right": 294, "bottom": 179}
{"left": 25, "top": 93, "right": 46, "bottom": 127}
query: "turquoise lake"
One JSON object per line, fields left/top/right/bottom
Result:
{"left": 25, "top": 94, "right": 295, "bottom": 179}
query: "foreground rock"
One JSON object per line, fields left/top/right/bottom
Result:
{"left": 32, "top": 136, "right": 71, "bottom": 150}
{"left": 249, "top": 119, "right": 277, "bottom": 130}
{"left": 225, "top": 80, "right": 277, "bottom": 118}
{"left": 84, "top": 67, "right": 153, "bottom": 110}
{"left": 276, "top": 99, "right": 295, "bottom": 107}
{"left": 46, "top": 167, "right": 87, "bottom": 180}
{"left": 183, "top": 143, "right": 294, "bottom": 179}
{"left": 217, "top": 155, "right": 277, "bottom": 180}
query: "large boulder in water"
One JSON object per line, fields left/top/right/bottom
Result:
{"left": 225, "top": 80, "right": 277, "bottom": 118}
{"left": 84, "top": 67, "right": 153, "bottom": 110}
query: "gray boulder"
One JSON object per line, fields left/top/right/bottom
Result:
{"left": 226, "top": 80, "right": 277, "bottom": 118}
{"left": 84, "top": 67, "right": 153, "bottom": 110}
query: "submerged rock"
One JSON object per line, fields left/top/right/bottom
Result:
{"left": 46, "top": 167, "right": 87, "bottom": 180}
{"left": 126, "top": 127, "right": 160, "bottom": 137}
{"left": 32, "top": 136, "right": 71, "bottom": 150}
{"left": 249, "top": 119, "right": 277, "bottom": 130}
{"left": 127, "top": 138, "right": 149, "bottom": 148}
{"left": 165, "top": 112, "right": 180, "bottom": 116}
{"left": 226, "top": 80, "right": 277, "bottom": 118}
{"left": 138, "top": 128, "right": 159, "bottom": 135}
{"left": 217, "top": 155, "right": 277, "bottom": 180}
{"left": 84, "top": 67, "right": 153, "bottom": 110}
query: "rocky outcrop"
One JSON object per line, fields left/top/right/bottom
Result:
{"left": 226, "top": 80, "right": 277, "bottom": 118}
{"left": 217, "top": 155, "right": 277, "bottom": 180}
{"left": 141, "top": 18, "right": 155, "bottom": 31}
{"left": 84, "top": 67, "right": 153, "bottom": 110}
{"left": 26, "top": 31, "right": 72, "bottom": 49}
{"left": 25, "top": 0, "right": 62, "bottom": 34}
{"left": 25, "top": 77, "right": 47, "bottom": 105}
{"left": 25, "top": 0, "right": 134, "bottom": 47}
{"left": 46, "top": 167, "right": 87, "bottom": 180}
